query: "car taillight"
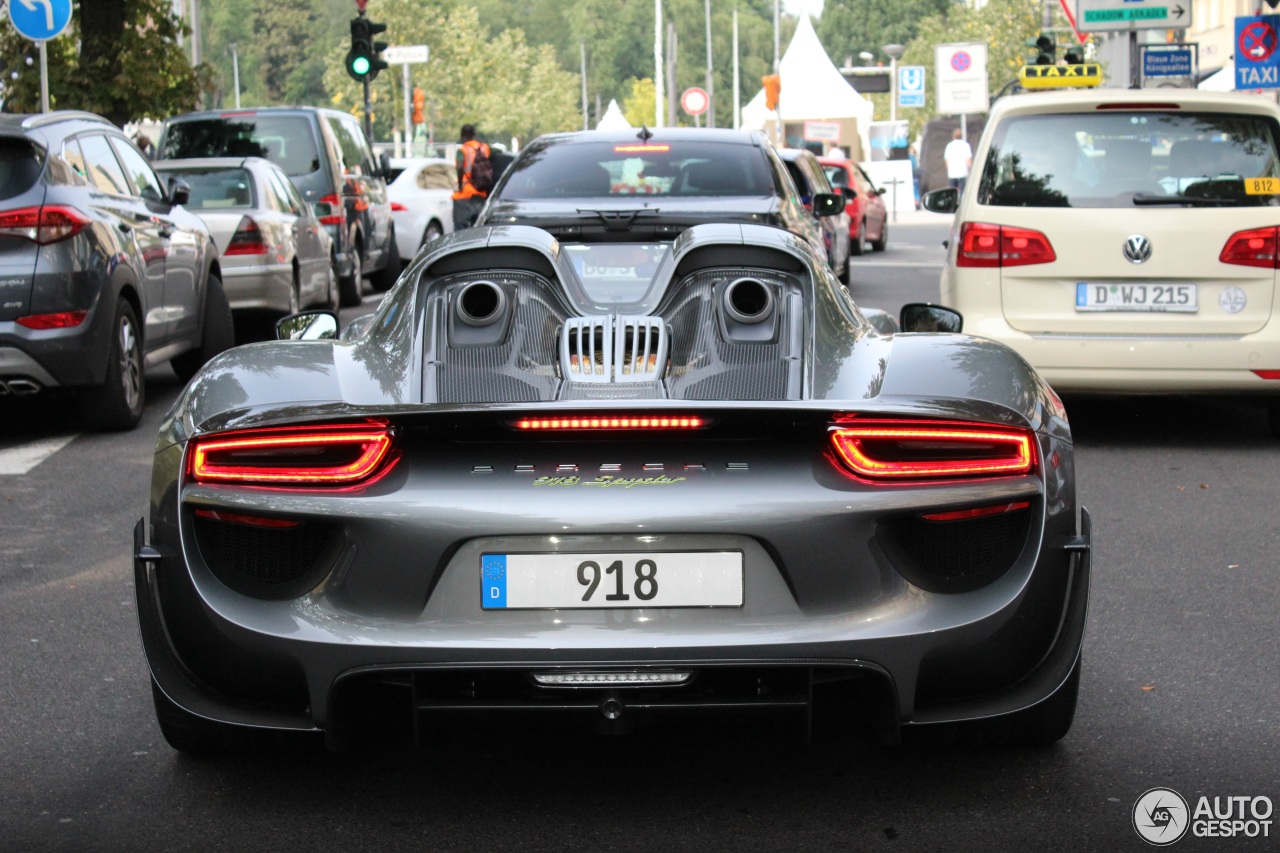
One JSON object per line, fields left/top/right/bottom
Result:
{"left": 390, "top": 202, "right": 408, "bottom": 212}
{"left": 512, "top": 415, "right": 706, "bottom": 430}
{"left": 829, "top": 419, "right": 1037, "bottom": 481}
{"left": 0, "top": 205, "right": 91, "bottom": 244}
{"left": 956, "top": 222, "right": 1056, "bottom": 268}
{"left": 187, "top": 423, "right": 396, "bottom": 486}
{"left": 224, "top": 216, "right": 268, "bottom": 256}
{"left": 317, "top": 193, "right": 344, "bottom": 226}
{"left": 1220, "top": 227, "right": 1279, "bottom": 268}
{"left": 16, "top": 310, "right": 88, "bottom": 329}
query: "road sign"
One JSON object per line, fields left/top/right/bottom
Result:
{"left": 1235, "top": 15, "right": 1280, "bottom": 89}
{"left": 803, "top": 121, "right": 840, "bottom": 143}
{"left": 680, "top": 87, "right": 709, "bottom": 116}
{"left": 1142, "top": 45, "right": 1195, "bottom": 78}
{"left": 7, "top": 0, "right": 73, "bottom": 41}
{"left": 935, "top": 43, "right": 988, "bottom": 115}
{"left": 898, "top": 65, "right": 925, "bottom": 108}
{"left": 384, "top": 45, "right": 429, "bottom": 65}
{"left": 1076, "top": 1, "right": 1192, "bottom": 33}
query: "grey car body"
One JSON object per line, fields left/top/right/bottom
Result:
{"left": 778, "top": 148, "right": 853, "bottom": 281}
{"left": 0, "top": 111, "right": 229, "bottom": 430}
{"left": 136, "top": 222, "right": 1090, "bottom": 753}
{"left": 153, "top": 157, "right": 336, "bottom": 318}
{"left": 157, "top": 107, "right": 398, "bottom": 307}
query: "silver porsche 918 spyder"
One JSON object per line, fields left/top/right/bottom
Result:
{"left": 134, "top": 222, "right": 1090, "bottom": 753}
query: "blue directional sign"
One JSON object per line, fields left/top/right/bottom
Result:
{"left": 7, "top": 0, "right": 73, "bottom": 41}
{"left": 1142, "top": 47, "right": 1193, "bottom": 78}
{"left": 898, "top": 65, "right": 925, "bottom": 108}
{"left": 1236, "top": 15, "right": 1280, "bottom": 90}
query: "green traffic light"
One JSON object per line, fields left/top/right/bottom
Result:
{"left": 352, "top": 55, "right": 370, "bottom": 75}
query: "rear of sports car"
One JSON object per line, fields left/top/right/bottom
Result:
{"left": 136, "top": 224, "right": 1088, "bottom": 752}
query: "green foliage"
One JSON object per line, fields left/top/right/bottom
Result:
{"left": 251, "top": 0, "right": 321, "bottom": 103}
{"left": 0, "top": 0, "right": 214, "bottom": 125}
{"left": 815, "top": 0, "right": 952, "bottom": 69}
{"left": 622, "top": 78, "right": 657, "bottom": 128}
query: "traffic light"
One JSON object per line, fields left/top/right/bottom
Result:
{"left": 1063, "top": 45, "right": 1085, "bottom": 65}
{"left": 345, "top": 16, "right": 389, "bottom": 81}
{"left": 1033, "top": 34, "right": 1056, "bottom": 66}
{"left": 762, "top": 74, "right": 781, "bottom": 111}
{"left": 412, "top": 87, "right": 426, "bottom": 124}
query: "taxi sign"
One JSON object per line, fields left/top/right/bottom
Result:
{"left": 1019, "top": 63, "right": 1104, "bottom": 89}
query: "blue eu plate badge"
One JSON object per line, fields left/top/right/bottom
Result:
{"left": 482, "top": 554, "right": 507, "bottom": 608}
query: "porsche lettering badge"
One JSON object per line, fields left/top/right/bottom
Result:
{"left": 533, "top": 474, "right": 687, "bottom": 488}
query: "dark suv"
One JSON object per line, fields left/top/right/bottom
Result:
{"left": 0, "top": 111, "right": 232, "bottom": 430}
{"left": 158, "top": 107, "right": 397, "bottom": 306}
{"left": 477, "top": 128, "right": 844, "bottom": 264}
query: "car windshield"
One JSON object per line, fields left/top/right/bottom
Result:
{"left": 978, "top": 112, "right": 1280, "bottom": 208}
{"left": 159, "top": 116, "right": 321, "bottom": 177}
{"left": 497, "top": 140, "right": 773, "bottom": 199}
{"left": 158, "top": 167, "right": 255, "bottom": 210}
{"left": 563, "top": 242, "right": 671, "bottom": 304}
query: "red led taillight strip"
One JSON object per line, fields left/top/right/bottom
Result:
{"left": 922, "top": 501, "right": 1031, "bottom": 522}
{"left": 193, "top": 508, "right": 303, "bottom": 528}
{"left": 830, "top": 420, "right": 1036, "bottom": 481}
{"left": 513, "top": 416, "right": 704, "bottom": 430}
{"left": 188, "top": 424, "right": 394, "bottom": 486}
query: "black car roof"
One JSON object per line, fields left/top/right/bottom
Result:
{"left": 526, "top": 127, "right": 769, "bottom": 147}
{"left": 164, "top": 107, "right": 350, "bottom": 122}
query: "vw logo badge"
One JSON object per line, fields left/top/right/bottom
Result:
{"left": 1123, "top": 234, "right": 1152, "bottom": 264}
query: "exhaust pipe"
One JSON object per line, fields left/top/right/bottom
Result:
{"left": 2, "top": 378, "right": 42, "bottom": 396}
{"left": 723, "top": 277, "right": 775, "bottom": 325}
{"left": 455, "top": 280, "right": 507, "bottom": 327}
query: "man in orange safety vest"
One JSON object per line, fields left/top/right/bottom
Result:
{"left": 452, "top": 124, "right": 491, "bottom": 231}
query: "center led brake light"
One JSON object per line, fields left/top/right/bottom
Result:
{"left": 188, "top": 423, "right": 395, "bottom": 486}
{"left": 830, "top": 420, "right": 1036, "bottom": 481}
{"left": 513, "top": 415, "right": 704, "bottom": 430}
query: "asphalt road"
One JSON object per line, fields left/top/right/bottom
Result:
{"left": 2, "top": 219, "right": 1277, "bottom": 851}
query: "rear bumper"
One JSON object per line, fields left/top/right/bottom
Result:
{"left": 221, "top": 261, "right": 293, "bottom": 313}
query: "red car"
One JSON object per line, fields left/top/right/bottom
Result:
{"left": 819, "top": 158, "right": 889, "bottom": 256}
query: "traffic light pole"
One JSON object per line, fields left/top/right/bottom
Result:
{"left": 363, "top": 77, "right": 373, "bottom": 142}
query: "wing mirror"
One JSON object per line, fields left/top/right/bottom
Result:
{"left": 379, "top": 151, "right": 392, "bottom": 180}
{"left": 166, "top": 177, "right": 191, "bottom": 207}
{"left": 921, "top": 188, "right": 959, "bottom": 214}
{"left": 900, "top": 303, "right": 963, "bottom": 334}
{"left": 838, "top": 186, "right": 858, "bottom": 202}
{"left": 813, "top": 192, "right": 845, "bottom": 217}
{"left": 275, "top": 310, "right": 339, "bottom": 341}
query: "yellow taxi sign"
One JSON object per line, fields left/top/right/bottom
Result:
{"left": 1019, "top": 63, "right": 1103, "bottom": 89}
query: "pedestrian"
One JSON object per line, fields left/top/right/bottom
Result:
{"left": 943, "top": 128, "right": 971, "bottom": 193}
{"left": 452, "top": 124, "right": 492, "bottom": 231}
{"left": 135, "top": 134, "right": 155, "bottom": 160}
{"left": 908, "top": 144, "right": 921, "bottom": 209}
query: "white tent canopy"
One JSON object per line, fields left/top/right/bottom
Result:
{"left": 596, "top": 99, "right": 632, "bottom": 130}
{"left": 739, "top": 15, "right": 873, "bottom": 158}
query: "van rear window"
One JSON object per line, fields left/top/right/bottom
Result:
{"left": 160, "top": 116, "right": 320, "bottom": 178}
{"left": 978, "top": 112, "right": 1280, "bottom": 208}
{"left": 0, "top": 137, "right": 43, "bottom": 200}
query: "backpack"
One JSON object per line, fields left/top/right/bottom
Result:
{"left": 470, "top": 143, "right": 495, "bottom": 193}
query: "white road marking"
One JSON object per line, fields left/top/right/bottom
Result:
{"left": 0, "top": 435, "right": 78, "bottom": 475}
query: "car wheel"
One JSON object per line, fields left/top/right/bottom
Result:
{"left": 77, "top": 300, "right": 144, "bottom": 431}
{"left": 871, "top": 222, "right": 888, "bottom": 252}
{"left": 850, "top": 221, "right": 867, "bottom": 256}
{"left": 423, "top": 220, "right": 444, "bottom": 248}
{"left": 369, "top": 232, "right": 401, "bottom": 293}
{"left": 170, "top": 273, "right": 235, "bottom": 384}
{"left": 837, "top": 250, "right": 851, "bottom": 285}
{"left": 338, "top": 241, "right": 363, "bottom": 308}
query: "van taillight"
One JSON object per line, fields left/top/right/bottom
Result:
{"left": 1220, "top": 227, "right": 1279, "bottom": 268}
{"left": 317, "top": 193, "right": 344, "bottom": 226}
{"left": 956, "top": 222, "right": 1056, "bottom": 268}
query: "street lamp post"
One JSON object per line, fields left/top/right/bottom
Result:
{"left": 883, "top": 43, "right": 904, "bottom": 123}
{"left": 228, "top": 42, "right": 241, "bottom": 109}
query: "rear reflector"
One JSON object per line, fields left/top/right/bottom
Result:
{"left": 957, "top": 222, "right": 1056, "bottom": 268}
{"left": 830, "top": 420, "right": 1037, "bottom": 481}
{"left": 224, "top": 215, "right": 268, "bottom": 256}
{"left": 0, "top": 205, "right": 91, "bottom": 244}
{"left": 16, "top": 310, "right": 88, "bottom": 329}
{"left": 513, "top": 416, "right": 705, "bottom": 430}
{"left": 188, "top": 423, "right": 395, "bottom": 486}
{"left": 922, "top": 501, "right": 1031, "bottom": 522}
{"left": 1220, "top": 227, "right": 1278, "bottom": 268}
{"left": 193, "top": 509, "right": 302, "bottom": 528}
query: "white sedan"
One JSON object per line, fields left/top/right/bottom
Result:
{"left": 388, "top": 157, "right": 455, "bottom": 266}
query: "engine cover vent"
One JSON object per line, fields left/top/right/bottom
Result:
{"left": 613, "top": 315, "right": 667, "bottom": 383}
{"left": 560, "top": 315, "right": 669, "bottom": 384}
{"left": 561, "top": 316, "right": 613, "bottom": 383}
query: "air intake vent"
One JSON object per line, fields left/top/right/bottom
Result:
{"left": 614, "top": 316, "right": 667, "bottom": 382}
{"left": 561, "top": 316, "right": 613, "bottom": 382}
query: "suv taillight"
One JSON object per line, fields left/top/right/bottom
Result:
{"left": 1220, "top": 227, "right": 1279, "bottom": 268}
{"left": 317, "top": 193, "right": 344, "bottom": 226}
{"left": 0, "top": 206, "right": 91, "bottom": 245}
{"left": 956, "top": 222, "right": 1056, "bottom": 268}
{"left": 224, "top": 216, "right": 268, "bottom": 256}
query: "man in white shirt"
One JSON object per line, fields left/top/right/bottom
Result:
{"left": 943, "top": 128, "right": 972, "bottom": 192}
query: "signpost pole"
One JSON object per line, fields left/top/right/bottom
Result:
{"left": 402, "top": 63, "right": 411, "bottom": 158}
{"left": 38, "top": 40, "right": 48, "bottom": 113}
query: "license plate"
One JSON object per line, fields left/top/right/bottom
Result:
{"left": 480, "top": 551, "right": 743, "bottom": 610}
{"left": 1075, "top": 282, "right": 1197, "bottom": 313}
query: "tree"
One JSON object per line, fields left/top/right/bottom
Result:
{"left": 815, "top": 0, "right": 951, "bottom": 70}
{"left": 0, "top": 0, "right": 215, "bottom": 125}
{"left": 251, "top": 0, "right": 321, "bottom": 103}
{"left": 621, "top": 78, "right": 656, "bottom": 128}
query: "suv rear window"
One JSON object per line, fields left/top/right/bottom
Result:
{"left": 978, "top": 112, "right": 1280, "bottom": 208}
{"left": 497, "top": 140, "right": 774, "bottom": 199}
{"left": 160, "top": 116, "right": 321, "bottom": 178}
{"left": 0, "top": 137, "right": 44, "bottom": 201}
